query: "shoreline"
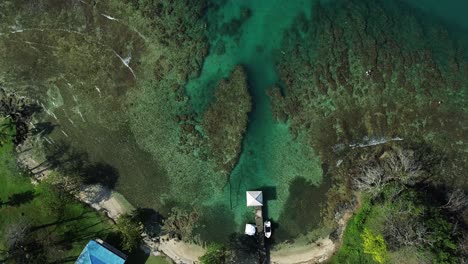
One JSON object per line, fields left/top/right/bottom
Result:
{"left": 16, "top": 141, "right": 355, "bottom": 264}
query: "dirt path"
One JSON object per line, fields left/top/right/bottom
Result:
{"left": 158, "top": 236, "right": 205, "bottom": 264}
{"left": 78, "top": 184, "right": 134, "bottom": 220}
{"left": 270, "top": 237, "right": 336, "bottom": 264}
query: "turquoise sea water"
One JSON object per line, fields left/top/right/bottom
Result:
{"left": 186, "top": 0, "right": 326, "bottom": 242}
{"left": 186, "top": 0, "right": 468, "bottom": 242}
{"left": 4, "top": 0, "right": 467, "bottom": 245}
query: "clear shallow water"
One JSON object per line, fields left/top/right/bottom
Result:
{"left": 5, "top": 0, "right": 467, "bottom": 245}
{"left": 187, "top": 0, "right": 468, "bottom": 242}
{"left": 187, "top": 0, "right": 325, "bottom": 242}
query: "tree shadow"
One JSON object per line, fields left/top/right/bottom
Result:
{"left": 133, "top": 208, "right": 162, "bottom": 237}
{"left": 227, "top": 233, "right": 262, "bottom": 264}
{"left": 5, "top": 190, "right": 36, "bottom": 207}
{"left": 30, "top": 211, "right": 92, "bottom": 232}
{"left": 43, "top": 141, "right": 119, "bottom": 189}
{"left": 275, "top": 176, "right": 332, "bottom": 242}
{"left": 0, "top": 89, "right": 43, "bottom": 145}
{"left": 83, "top": 162, "right": 119, "bottom": 189}
{"left": 124, "top": 248, "right": 150, "bottom": 264}
{"left": 30, "top": 122, "right": 56, "bottom": 138}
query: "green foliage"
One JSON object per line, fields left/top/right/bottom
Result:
{"left": 199, "top": 243, "right": 228, "bottom": 264}
{"left": 361, "top": 228, "right": 387, "bottom": 264}
{"left": 162, "top": 207, "right": 199, "bottom": 243}
{"left": 0, "top": 136, "right": 116, "bottom": 263}
{"left": 0, "top": 118, "right": 15, "bottom": 147}
{"left": 333, "top": 182, "right": 463, "bottom": 264}
{"left": 426, "top": 210, "right": 458, "bottom": 264}
{"left": 116, "top": 212, "right": 143, "bottom": 252}
{"left": 331, "top": 200, "right": 374, "bottom": 263}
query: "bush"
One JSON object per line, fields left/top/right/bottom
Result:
{"left": 116, "top": 213, "right": 143, "bottom": 252}
{"left": 199, "top": 243, "right": 227, "bottom": 264}
{"left": 331, "top": 200, "right": 374, "bottom": 263}
{"left": 361, "top": 228, "right": 387, "bottom": 264}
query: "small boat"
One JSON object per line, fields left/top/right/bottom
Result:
{"left": 264, "top": 220, "right": 272, "bottom": 238}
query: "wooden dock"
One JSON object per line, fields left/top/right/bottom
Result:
{"left": 254, "top": 206, "right": 264, "bottom": 233}
{"left": 246, "top": 191, "right": 268, "bottom": 264}
{"left": 254, "top": 206, "right": 268, "bottom": 264}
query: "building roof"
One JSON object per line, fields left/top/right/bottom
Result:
{"left": 245, "top": 224, "right": 256, "bottom": 236}
{"left": 76, "top": 240, "right": 126, "bottom": 264}
{"left": 246, "top": 191, "right": 263, "bottom": 206}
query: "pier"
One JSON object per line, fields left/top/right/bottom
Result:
{"left": 246, "top": 191, "right": 268, "bottom": 263}
{"left": 254, "top": 206, "right": 264, "bottom": 233}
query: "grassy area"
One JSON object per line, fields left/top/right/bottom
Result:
{"left": 331, "top": 200, "right": 375, "bottom": 264}
{"left": 0, "top": 120, "right": 117, "bottom": 263}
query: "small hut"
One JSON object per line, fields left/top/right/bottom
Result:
{"left": 246, "top": 191, "right": 264, "bottom": 232}
{"left": 245, "top": 224, "right": 256, "bottom": 236}
{"left": 246, "top": 191, "right": 263, "bottom": 207}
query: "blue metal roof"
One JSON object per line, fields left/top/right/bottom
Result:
{"left": 76, "top": 240, "right": 126, "bottom": 264}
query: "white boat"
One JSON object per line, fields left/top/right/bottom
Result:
{"left": 264, "top": 220, "right": 272, "bottom": 238}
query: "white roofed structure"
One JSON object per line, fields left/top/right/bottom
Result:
{"left": 246, "top": 191, "right": 263, "bottom": 207}
{"left": 245, "top": 224, "right": 256, "bottom": 236}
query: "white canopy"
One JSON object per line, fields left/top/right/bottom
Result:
{"left": 244, "top": 224, "right": 256, "bottom": 236}
{"left": 246, "top": 191, "right": 263, "bottom": 206}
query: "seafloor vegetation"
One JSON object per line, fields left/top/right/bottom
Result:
{"left": 0, "top": 0, "right": 325, "bottom": 245}
{"left": 0, "top": 0, "right": 467, "bottom": 263}
{"left": 274, "top": 0, "right": 468, "bottom": 173}
{"left": 269, "top": 0, "right": 468, "bottom": 262}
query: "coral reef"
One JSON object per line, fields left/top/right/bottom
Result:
{"left": 201, "top": 66, "right": 252, "bottom": 173}
{"left": 273, "top": 0, "right": 468, "bottom": 186}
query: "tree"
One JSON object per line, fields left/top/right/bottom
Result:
{"left": 4, "top": 220, "right": 48, "bottom": 264}
{"left": 199, "top": 243, "right": 228, "bottom": 264}
{"left": 0, "top": 118, "right": 15, "bottom": 146}
{"left": 0, "top": 89, "right": 40, "bottom": 145}
{"left": 116, "top": 213, "right": 143, "bottom": 252}
{"left": 382, "top": 150, "right": 424, "bottom": 185}
{"left": 353, "top": 162, "right": 386, "bottom": 197}
{"left": 361, "top": 228, "right": 387, "bottom": 264}
{"left": 5, "top": 220, "right": 30, "bottom": 250}
{"left": 353, "top": 149, "right": 426, "bottom": 196}
{"left": 162, "top": 207, "right": 199, "bottom": 242}
{"left": 441, "top": 188, "right": 468, "bottom": 213}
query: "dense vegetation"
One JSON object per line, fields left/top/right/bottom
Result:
{"left": 270, "top": 0, "right": 468, "bottom": 261}
{"left": 0, "top": 119, "right": 116, "bottom": 263}
{"left": 330, "top": 146, "right": 468, "bottom": 263}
